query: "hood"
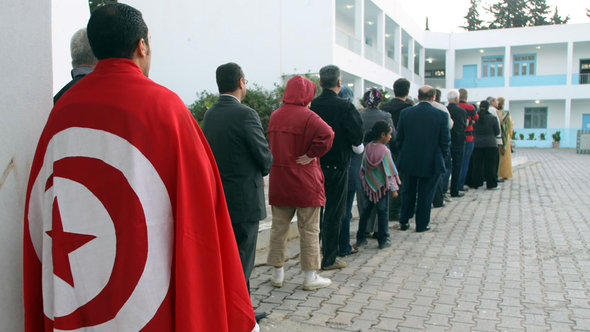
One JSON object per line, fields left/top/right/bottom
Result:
{"left": 364, "top": 143, "right": 387, "bottom": 168}
{"left": 283, "top": 75, "right": 316, "bottom": 106}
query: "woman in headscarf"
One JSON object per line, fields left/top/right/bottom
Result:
{"left": 496, "top": 97, "right": 513, "bottom": 179}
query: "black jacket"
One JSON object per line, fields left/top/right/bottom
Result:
{"left": 310, "top": 89, "right": 363, "bottom": 168}
{"left": 447, "top": 103, "right": 467, "bottom": 146}
{"left": 380, "top": 98, "right": 413, "bottom": 128}
{"left": 396, "top": 101, "right": 450, "bottom": 177}
{"left": 202, "top": 95, "right": 273, "bottom": 223}
{"left": 473, "top": 110, "right": 500, "bottom": 148}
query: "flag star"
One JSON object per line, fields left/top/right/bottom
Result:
{"left": 46, "top": 198, "right": 96, "bottom": 287}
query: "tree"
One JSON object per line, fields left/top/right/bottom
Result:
{"left": 528, "top": 0, "right": 551, "bottom": 26}
{"left": 550, "top": 7, "right": 570, "bottom": 25}
{"left": 487, "top": 0, "right": 529, "bottom": 29}
{"left": 461, "top": 0, "right": 484, "bottom": 31}
{"left": 88, "top": 0, "right": 117, "bottom": 13}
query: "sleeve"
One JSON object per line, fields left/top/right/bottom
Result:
{"left": 244, "top": 108, "right": 273, "bottom": 176}
{"left": 492, "top": 117, "right": 500, "bottom": 137}
{"left": 343, "top": 103, "right": 364, "bottom": 146}
{"left": 386, "top": 113, "right": 395, "bottom": 139}
{"left": 305, "top": 115, "right": 335, "bottom": 158}
{"left": 439, "top": 112, "right": 450, "bottom": 158}
{"left": 395, "top": 112, "right": 405, "bottom": 152}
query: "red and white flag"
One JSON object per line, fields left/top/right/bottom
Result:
{"left": 24, "top": 58, "right": 256, "bottom": 331}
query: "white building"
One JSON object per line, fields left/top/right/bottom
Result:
{"left": 123, "top": 0, "right": 590, "bottom": 148}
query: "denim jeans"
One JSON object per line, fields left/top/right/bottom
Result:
{"left": 459, "top": 141, "right": 474, "bottom": 189}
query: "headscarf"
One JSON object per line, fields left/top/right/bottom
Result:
{"left": 338, "top": 85, "right": 354, "bottom": 102}
{"left": 363, "top": 87, "right": 382, "bottom": 108}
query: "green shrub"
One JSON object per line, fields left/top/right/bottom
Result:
{"left": 552, "top": 131, "right": 561, "bottom": 142}
{"left": 512, "top": 131, "right": 517, "bottom": 140}
{"left": 519, "top": 133, "right": 524, "bottom": 140}
{"left": 540, "top": 133, "right": 546, "bottom": 140}
{"left": 528, "top": 133, "right": 535, "bottom": 140}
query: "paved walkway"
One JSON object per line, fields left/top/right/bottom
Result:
{"left": 250, "top": 148, "right": 590, "bottom": 331}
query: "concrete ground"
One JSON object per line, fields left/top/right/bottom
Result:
{"left": 250, "top": 148, "right": 590, "bottom": 331}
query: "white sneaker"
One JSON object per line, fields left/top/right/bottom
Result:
{"left": 302, "top": 275, "right": 332, "bottom": 291}
{"left": 270, "top": 271, "right": 284, "bottom": 287}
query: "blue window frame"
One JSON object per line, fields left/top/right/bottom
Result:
{"left": 482, "top": 56, "right": 504, "bottom": 78}
{"left": 514, "top": 54, "right": 536, "bottom": 76}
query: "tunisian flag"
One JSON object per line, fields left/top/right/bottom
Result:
{"left": 24, "top": 58, "right": 256, "bottom": 331}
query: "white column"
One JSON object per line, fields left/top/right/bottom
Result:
{"left": 446, "top": 49, "right": 455, "bottom": 89}
{"left": 419, "top": 46, "right": 426, "bottom": 84}
{"left": 395, "top": 25, "right": 402, "bottom": 73}
{"left": 408, "top": 38, "right": 415, "bottom": 77}
{"left": 377, "top": 11, "right": 385, "bottom": 66}
{"left": 355, "top": 0, "right": 364, "bottom": 56}
{"left": 566, "top": 41, "right": 573, "bottom": 86}
{"left": 565, "top": 98, "right": 572, "bottom": 129}
{"left": 504, "top": 45, "right": 511, "bottom": 87}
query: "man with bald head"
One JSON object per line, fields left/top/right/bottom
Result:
{"left": 396, "top": 85, "right": 450, "bottom": 232}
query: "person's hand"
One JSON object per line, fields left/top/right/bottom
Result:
{"left": 296, "top": 154, "right": 315, "bottom": 165}
{"left": 392, "top": 191, "right": 398, "bottom": 198}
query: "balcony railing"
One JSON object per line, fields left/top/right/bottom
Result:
{"left": 385, "top": 57, "right": 398, "bottom": 73}
{"left": 572, "top": 73, "right": 590, "bottom": 85}
{"left": 510, "top": 74, "right": 566, "bottom": 87}
{"left": 364, "top": 45, "right": 381, "bottom": 64}
{"left": 335, "top": 29, "right": 361, "bottom": 55}
{"left": 454, "top": 77, "right": 504, "bottom": 88}
{"left": 425, "top": 78, "right": 446, "bottom": 89}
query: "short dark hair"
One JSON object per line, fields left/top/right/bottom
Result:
{"left": 393, "top": 78, "right": 410, "bottom": 97}
{"left": 319, "top": 65, "right": 340, "bottom": 89}
{"left": 479, "top": 100, "right": 490, "bottom": 112}
{"left": 458, "top": 88, "right": 468, "bottom": 101}
{"left": 418, "top": 86, "right": 435, "bottom": 101}
{"left": 87, "top": 3, "right": 149, "bottom": 60}
{"left": 216, "top": 62, "right": 244, "bottom": 94}
{"left": 434, "top": 89, "right": 442, "bottom": 103}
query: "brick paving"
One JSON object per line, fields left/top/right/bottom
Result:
{"left": 250, "top": 149, "right": 590, "bottom": 331}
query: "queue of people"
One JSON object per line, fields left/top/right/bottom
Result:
{"left": 27, "top": 4, "right": 514, "bottom": 331}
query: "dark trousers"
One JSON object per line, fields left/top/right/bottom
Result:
{"left": 320, "top": 166, "right": 348, "bottom": 267}
{"left": 339, "top": 189, "right": 356, "bottom": 255}
{"left": 432, "top": 150, "right": 451, "bottom": 206}
{"left": 450, "top": 144, "right": 465, "bottom": 196}
{"left": 459, "top": 141, "right": 474, "bottom": 189}
{"left": 356, "top": 191, "right": 390, "bottom": 245}
{"left": 232, "top": 221, "right": 260, "bottom": 292}
{"left": 471, "top": 147, "right": 498, "bottom": 189}
{"left": 400, "top": 173, "right": 439, "bottom": 231}
{"left": 389, "top": 152, "right": 402, "bottom": 220}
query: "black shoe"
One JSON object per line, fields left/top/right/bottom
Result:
{"left": 433, "top": 203, "right": 445, "bottom": 208}
{"left": 255, "top": 311, "right": 267, "bottom": 322}
{"left": 459, "top": 187, "right": 468, "bottom": 192}
{"left": 450, "top": 192, "right": 464, "bottom": 198}
{"left": 378, "top": 239, "right": 392, "bottom": 249}
{"left": 355, "top": 239, "right": 368, "bottom": 248}
{"left": 416, "top": 225, "right": 431, "bottom": 233}
{"left": 497, "top": 178, "right": 505, "bottom": 183}
{"left": 400, "top": 223, "right": 409, "bottom": 231}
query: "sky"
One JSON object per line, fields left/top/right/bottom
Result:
{"left": 398, "top": 0, "right": 589, "bottom": 33}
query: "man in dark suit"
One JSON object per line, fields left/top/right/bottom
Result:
{"left": 202, "top": 62, "right": 273, "bottom": 320}
{"left": 380, "top": 78, "right": 413, "bottom": 221}
{"left": 446, "top": 89, "right": 467, "bottom": 197}
{"left": 396, "top": 85, "right": 450, "bottom": 232}
{"left": 311, "top": 65, "right": 363, "bottom": 270}
{"left": 53, "top": 28, "right": 97, "bottom": 103}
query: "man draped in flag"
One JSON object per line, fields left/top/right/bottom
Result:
{"left": 24, "top": 3, "right": 257, "bottom": 331}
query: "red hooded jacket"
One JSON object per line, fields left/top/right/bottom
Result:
{"left": 268, "top": 76, "right": 334, "bottom": 206}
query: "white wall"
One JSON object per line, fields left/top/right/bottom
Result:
{"left": 0, "top": 1, "right": 53, "bottom": 330}
{"left": 573, "top": 42, "right": 590, "bottom": 74}
{"left": 52, "top": 0, "right": 91, "bottom": 95}
{"left": 510, "top": 100, "right": 565, "bottom": 129}
{"left": 572, "top": 99, "right": 590, "bottom": 129}
{"left": 125, "top": 0, "right": 283, "bottom": 104}
{"left": 511, "top": 44, "right": 566, "bottom": 76}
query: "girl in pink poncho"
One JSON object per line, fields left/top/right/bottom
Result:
{"left": 355, "top": 120, "right": 401, "bottom": 250}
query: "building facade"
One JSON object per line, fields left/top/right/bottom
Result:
{"left": 122, "top": 0, "right": 590, "bottom": 148}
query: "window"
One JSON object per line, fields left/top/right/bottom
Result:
{"left": 514, "top": 54, "right": 536, "bottom": 76}
{"left": 482, "top": 56, "right": 504, "bottom": 78}
{"left": 524, "top": 107, "right": 547, "bottom": 128}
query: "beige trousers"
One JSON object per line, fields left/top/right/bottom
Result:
{"left": 267, "top": 206, "right": 321, "bottom": 271}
